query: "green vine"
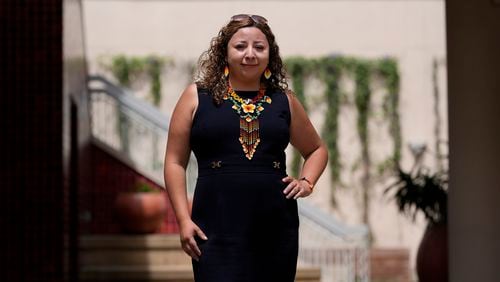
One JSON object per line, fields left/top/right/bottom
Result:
{"left": 285, "top": 57, "right": 312, "bottom": 178}
{"left": 354, "top": 61, "right": 371, "bottom": 163}
{"left": 107, "top": 55, "right": 145, "bottom": 87}
{"left": 317, "top": 57, "right": 342, "bottom": 186}
{"left": 354, "top": 60, "right": 373, "bottom": 242}
{"left": 145, "top": 55, "right": 167, "bottom": 106}
{"left": 100, "top": 54, "right": 169, "bottom": 106}
{"left": 284, "top": 55, "right": 401, "bottom": 221}
{"left": 377, "top": 58, "right": 402, "bottom": 170}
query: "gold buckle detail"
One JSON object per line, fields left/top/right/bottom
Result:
{"left": 273, "top": 161, "right": 280, "bottom": 169}
{"left": 211, "top": 161, "right": 222, "bottom": 168}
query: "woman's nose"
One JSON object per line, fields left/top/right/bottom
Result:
{"left": 244, "top": 48, "right": 256, "bottom": 60}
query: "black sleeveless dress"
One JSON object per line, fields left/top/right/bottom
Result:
{"left": 189, "top": 87, "right": 299, "bottom": 282}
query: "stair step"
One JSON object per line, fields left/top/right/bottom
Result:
{"left": 81, "top": 265, "right": 321, "bottom": 282}
{"left": 80, "top": 234, "right": 190, "bottom": 266}
{"left": 81, "top": 265, "right": 193, "bottom": 281}
{"left": 80, "top": 235, "right": 321, "bottom": 281}
{"left": 81, "top": 234, "right": 183, "bottom": 249}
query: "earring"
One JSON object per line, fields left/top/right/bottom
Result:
{"left": 264, "top": 68, "right": 271, "bottom": 79}
{"left": 224, "top": 66, "right": 229, "bottom": 78}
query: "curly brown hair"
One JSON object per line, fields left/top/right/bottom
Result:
{"left": 195, "top": 16, "right": 289, "bottom": 104}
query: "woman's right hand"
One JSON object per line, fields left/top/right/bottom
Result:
{"left": 179, "top": 219, "right": 208, "bottom": 261}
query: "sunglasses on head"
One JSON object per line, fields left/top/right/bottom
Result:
{"left": 230, "top": 14, "right": 268, "bottom": 25}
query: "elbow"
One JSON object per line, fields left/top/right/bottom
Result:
{"left": 320, "top": 141, "right": 329, "bottom": 163}
{"left": 303, "top": 141, "right": 329, "bottom": 163}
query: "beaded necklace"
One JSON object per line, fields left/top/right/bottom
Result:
{"left": 223, "top": 85, "right": 272, "bottom": 160}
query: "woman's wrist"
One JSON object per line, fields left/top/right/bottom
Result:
{"left": 299, "top": 176, "right": 314, "bottom": 192}
{"left": 178, "top": 217, "right": 192, "bottom": 228}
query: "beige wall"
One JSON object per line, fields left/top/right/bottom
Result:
{"left": 83, "top": 0, "right": 447, "bottom": 276}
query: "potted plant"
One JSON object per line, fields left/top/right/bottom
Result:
{"left": 385, "top": 161, "right": 448, "bottom": 282}
{"left": 114, "top": 178, "right": 167, "bottom": 234}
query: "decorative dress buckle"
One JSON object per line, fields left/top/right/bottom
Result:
{"left": 211, "top": 161, "right": 222, "bottom": 169}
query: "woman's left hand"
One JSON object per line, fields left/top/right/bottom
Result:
{"left": 282, "top": 176, "right": 313, "bottom": 200}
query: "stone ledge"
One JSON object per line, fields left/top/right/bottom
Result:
{"left": 80, "top": 234, "right": 181, "bottom": 250}
{"left": 81, "top": 265, "right": 321, "bottom": 282}
{"left": 80, "top": 235, "right": 321, "bottom": 282}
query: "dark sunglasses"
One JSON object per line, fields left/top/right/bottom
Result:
{"left": 230, "top": 14, "right": 268, "bottom": 25}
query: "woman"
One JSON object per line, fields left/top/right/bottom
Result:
{"left": 164, "top": 14, "right": 328, "bottom": 281}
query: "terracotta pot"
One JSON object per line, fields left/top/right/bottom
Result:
{"left": 114, "top": 192, "right": 167, "bottom": 233}
{"left": 416, "top": 222, "right": 448, "bottom": 282}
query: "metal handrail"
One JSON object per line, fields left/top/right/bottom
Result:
{"left": 88, "top": 75, "right": 169, "bottom": 132}
{"left": 298, "top": 200, "right": 368, "bottom": 241}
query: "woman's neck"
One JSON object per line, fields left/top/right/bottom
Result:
{"left": 228, "top": 78, "right": 261, "bottom": 91}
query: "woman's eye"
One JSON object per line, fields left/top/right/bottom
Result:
{"left": 235, "top": 45, "right": 246, "bottom": 49}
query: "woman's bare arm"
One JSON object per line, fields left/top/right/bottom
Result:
{"left": 163, "top": 83, "right": 207, "bottom": 261}
{"left": 282, "top": 90, "right": 329, "bottom": 199}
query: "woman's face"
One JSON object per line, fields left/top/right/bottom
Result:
{"left": 227, "top": 27, "right": 270, "bottom": 84}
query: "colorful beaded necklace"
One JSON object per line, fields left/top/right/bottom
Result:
{"left": 223, "top": 84, "right": 272, "bottom": 160}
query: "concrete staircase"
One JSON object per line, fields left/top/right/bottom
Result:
{"left": 80, "top": 234, "right": 321, "bottom": 282}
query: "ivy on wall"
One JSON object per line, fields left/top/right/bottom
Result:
{"left": 146, "top": 56, "right": 166, "bottom": 106}
{"left": 353, "top": 60, "right": 373, "bottom": 240}
{"left": 378, "top": 58, "right": 402, "bottom": 169}
{"left": 100, "top": 54, "right": 169, "bottom": 106}
{"left": 284, "top": 55, "right": 401, "bottom": 229}
{"left": 285, "top": 57, "right": 313, "bottom": 179}
{"left": 316, "top": 57, "right": 343, "bottom": 207}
